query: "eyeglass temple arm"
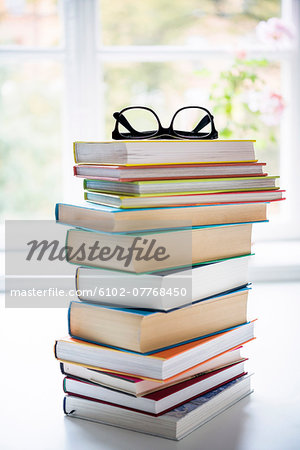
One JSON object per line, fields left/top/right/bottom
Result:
{"left": 113, "top": 112, "right": 138, "bottom": 134}
{"left": 192, "top": 114, "right": 211, "bottom": 133}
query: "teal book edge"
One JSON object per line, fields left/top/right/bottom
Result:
{"left": 67, "top": 317, "right": 251, "bottom": 356}
{"left": 55, "top": 202, "right": 59, "bottom": 220}
{"left": 55, "top": 201, "right": 270, "bottom": 215}
{"left": 67, "top": 252, "right": 255, "bottom": 275}
{"left": 74, "top": 253, "right": 254, "bottom": 278}
{"left": 69, "top": 285, "right": 251, "bottom": 315}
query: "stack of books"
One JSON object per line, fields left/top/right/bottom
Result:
{"left": 54, "top": 139, "right": 283, "bottom": 441}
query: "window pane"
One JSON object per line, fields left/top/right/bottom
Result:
{"left": 0, "top": 0, "right": 62, "bottom": 46}
{"left": 0, "top": 61, "right": 62, "bottom": 219}
{"left": 99, "top": 0, "right": 281, "bottom": 46}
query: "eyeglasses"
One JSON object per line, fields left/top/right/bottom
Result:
{"left": 112, "top": 106, "right": 218, "bottom": 140}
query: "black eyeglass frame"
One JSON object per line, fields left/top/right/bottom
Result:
{"left": 112, "top": 106, "right": 218, "bottom": 140}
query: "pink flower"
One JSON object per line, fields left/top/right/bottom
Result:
{"left": 247, "top": 90, "right": 285, "bottom": 126}
{"left": 256, "top": 17, "right": 294, "bottom": 48}
{"left": 236, "top": 50, "right": 247, "bottom": 60}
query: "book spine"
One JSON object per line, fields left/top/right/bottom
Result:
{"left": 73, "top": 143, "right": 77, "bottom": 164}
{"left": 67, "top": 303, "right": 72, "bottom": 336}
{"left": 53, "top": 341, "right": 58, "bottom": 359}
{"left": 60, "top": 362, "right": 66, "bottom": 375}
{"left": 75, "top": 267, "right": 80, "bottom": 298}
{"left": 63, "top": 396, "right": 76, "bottom": 415}
{"left": 62, "top": 372, "right": 247, "bottom": 417}
{"left": 63, "top": 396, "right": 67, "bottom": 415}
{"left": 65, "top": 230, "right": 71, "bottom": 262}
{"left": 55, "top": 203, "right": 59, "bottom": 221}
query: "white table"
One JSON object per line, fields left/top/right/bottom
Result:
{"left": 1, "top": 282, "right": 300, "bottom": 450}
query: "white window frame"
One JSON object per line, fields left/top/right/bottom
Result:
{"left": 0, "top": 0, "right": 299, "bottom": 242}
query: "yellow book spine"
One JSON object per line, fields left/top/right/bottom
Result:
{"left": 73, "top": 142, "right": 77, "bottom": 163}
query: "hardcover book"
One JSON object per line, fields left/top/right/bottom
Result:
{"left": 63, "top": 361, "right": 246, "bottom": 415}
{"left": 83, "top": 175, "right": 279, "bottom": 195}
{"left": 65, "top": 223, "right": 253, "bottom": 273}
{"left": 56, "top": 201, "right": 267, "bottom": 232}
{"left": 55, "top": 320, "right": 255, "bottom": 381}
{"left": 84, "top": 189, "right": 284, "bottom": 208}
{"left": 74, "top": 162, "right": 267, "bottom": 181}
{"left": 60, "top": 347, "right": 245, "bottom": 396}
{"left": 75, "top": 255, "right": 251, "bottom": 310}
{"left": 68, "top": 287, "right": 250, "bottom": 353}
{"left": 73, "top": 140, "right": 256, "bottom": 165}
{"left": 63, "top": 375, "right": 252, "bottom": 440}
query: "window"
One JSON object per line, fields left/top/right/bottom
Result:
{"left": 0, "top": 0, "right": 299, "bottom": 241}
{"left": 0, "top": 0, "right": 63, "bottom": 220}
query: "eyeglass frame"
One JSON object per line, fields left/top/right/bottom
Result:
{"left": 112, "top": 106, "right": 218, "bottom": 140}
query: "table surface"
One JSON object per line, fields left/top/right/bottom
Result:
{"left": 1, "top": 282, "right": 300, "bottom": 450}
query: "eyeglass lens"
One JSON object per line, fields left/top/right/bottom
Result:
{"left": 118, "top": 108, "right": 159, "bottom": 137}
{"left": 172, "top": 107, "right": 212, "bottom": 137}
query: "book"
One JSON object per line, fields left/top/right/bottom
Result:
{"left": 55, "top": 320, "right": 255, "bottom": 380}
{"left": 73, "top": 140, "right": 256, "bottom": 165}
{"left": 63, "top": 375, "right": 252, "bottom": 440}
{"left": 85, "top": 189, "right": 284, "bottom": 208}
{"left": 60, "top": 347, "right": 245, "bottom": 396}
{"left": 56, "top": 201, "right": 267, "bottom": 233}
{"left": 76, "top": 255, "right": 250, "bottom": 310}
{"left": 65, "top": 223, "right": 253, "bottom": 273}
{"left": 74, "top": 162, "right": 267, "bottom": 181}
{"left": 63, "top": 361, "right": 246, "bottom": 415}
{"left": 68, "top": 288, "right": 249, "bottom": 353}
{"left": 83, "top": 176, "right": 278, "bottom": 195}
